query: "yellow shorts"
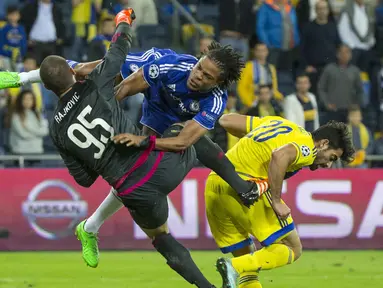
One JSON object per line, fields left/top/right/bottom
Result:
{"left": 205, "top": 174, "right": 294, "bottom": 254}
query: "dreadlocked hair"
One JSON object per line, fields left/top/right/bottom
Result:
{"left": 204, "top": 41, "right": 245, "bottom": 89}
{"left": 312, "top": 120, "right": 355, "bottom": 163}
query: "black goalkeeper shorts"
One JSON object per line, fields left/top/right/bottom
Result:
{"left": 118, "top": 147, "right": 196, "bottom": 229}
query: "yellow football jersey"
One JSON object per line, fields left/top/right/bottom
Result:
{"left": 225, "top": 116, "right": 317, "bottom": 179}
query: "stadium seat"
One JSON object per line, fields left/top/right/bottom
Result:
{"left": 195, "top": 4, "right": 219, "bottom": 34}
{"left": 362, "top": 107, "right": 378, "bottom": 132}
{"left": 136, "top": 25, "right": 169, "bottom": 50}
{"left": 277, "top": 71, "right": 295, "bottom": 96}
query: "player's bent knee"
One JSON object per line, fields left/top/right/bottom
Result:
{"left": 232, "top": 244, "right": 256, "bottom": 257}
{"left": 162, "top": 123, "right": 185, "bottom": 138}
{"left": 280, "top": 229, "right": 302, "bottom": 261}
{"left": 292, "top": 242, "right": 303, "bottom": 261}
{"left": 142, "top": 223, "right": 169, "bottom": 239}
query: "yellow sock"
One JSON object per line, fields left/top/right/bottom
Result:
{"left": 239, "top": 272, "right": 262, "bottom": 288}
{"left": 232, "top": 244, "right": 294, "bottom": 273}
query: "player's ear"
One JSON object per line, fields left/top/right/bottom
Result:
{"left": 70, "top": 67, "right": 76, "bottom": 76}
{"left": 319, "top": 139, "right": 329, "bottom": 148}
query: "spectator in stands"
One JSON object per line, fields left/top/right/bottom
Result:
{"left": 296, "top": 0, "right": 335, "bottom": 32}
{"left": 219, "top": 0, "right": 255, "bottom": 60}
{"left": 9, "top": 90, "right": 48, "bottom": 165}
{"left": 20, "top": 0, "right": 65, "bottom": 65}
{"left": 328, "top": 0, "right": 347, "bottom": 17}
{"left": 284, "top": 74, "right": 319, "bottom": 132}
{"left": 347, "top": 105, "right": 371, "bottom": 167}
{"left": 88, "top": 16, "right": 114, "bottom": 61}
{"left": 338, "top": 0, "right": 376, "bottom": 73}
{"left": 210, "top": 91, "right": 239, "bottom": 152}
{"left": 6, "top": 54, "right": 46, "bottom": 112}
{"left": 0, "top": 0, "right": 20, "bottom": 21}
{"left": 245, "top": 84, "right": 283, "bottom": 117}
{"left": 237, "top": 42, "right": 283, "bottom": 110}
{"left": 256, "top": 0, "right": 300, "bottom": 70}
{"left": 300, "top": 0, "right": 340, "bottom": 96}
{"left": 70, "top": 0, "right": 98, "bottom": 61}
{"left": 22, "top": 54, "right": 57, "bottom": 111}
{"left": 318, "top": 44, "right": 364, "bottom": 123}
{"left": 0, "top": 6, "right": 27, "bottom": 72}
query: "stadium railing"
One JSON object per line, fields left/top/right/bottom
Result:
{"left": 0, "top": 154, "right": 383, "bottom": 168}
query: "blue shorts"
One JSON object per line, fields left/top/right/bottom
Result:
{"left": 140, "top": 100, "right": 184, "bottom": 135}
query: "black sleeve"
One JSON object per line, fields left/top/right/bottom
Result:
{"left": 58, "top": 147, "right": 99, "bottom": 188}
{"left": 88, "top": 22, "right": 133, "bottom": 95}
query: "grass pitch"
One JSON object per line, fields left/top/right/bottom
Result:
{"left": 0, "top": 250, "right": 381, "bottom": 288}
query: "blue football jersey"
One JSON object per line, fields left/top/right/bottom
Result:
{"left": 66, "top": 48, "right": 228, "bottom": 135}
{"left": 120, "top": 47, "right": 177, "bottom": 79}
{"left": 140, "top": 53, "right": 227, "bottom": 134}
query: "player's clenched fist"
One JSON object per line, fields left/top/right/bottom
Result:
{"left": 115, "top": 8, "right": 136, "bottom": 26}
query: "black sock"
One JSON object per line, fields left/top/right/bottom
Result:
{"left": 194, "top": 135, "right": 253, "bottom": 194}
{"left": 153, "top": 233, "right": 214, "bottom": 288}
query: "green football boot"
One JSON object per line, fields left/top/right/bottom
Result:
{"left": 75, "top": 220, "right": 99, "bottom": 268}
{"left": 0, "top": 71, "right": 21, "bottom": 89}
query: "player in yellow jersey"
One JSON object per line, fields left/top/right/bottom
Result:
{"left": 205, "top": 114, "right": 355, "bottom": 288}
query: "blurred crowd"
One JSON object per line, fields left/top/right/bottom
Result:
{"left": 1, "top": 0, "right": 383, "bottom": 168}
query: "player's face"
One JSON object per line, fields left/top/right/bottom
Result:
{"left": 310, "top": 140, "right": 343, "bottom": 170}
{"left": 187, "top": 56, "right": 221, "bottom": 91}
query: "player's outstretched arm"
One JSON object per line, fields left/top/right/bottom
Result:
{"left": 219, "top": 113, "right": 248, "bottom": 138}
{"left": 72, "top": 60, "right": 102, "bottom": 79}
{"left": 153, "top": 120, "right": 207, "bottom": 151}
{"left": 112, "top": 120, "right": 207, "bottom": 152}
{"left": 88, "top": 9, "right": 135, "bottom": 90}
{"left": 114, "top": 68, "right": 150, "bottom": 101}
{"left": 268, "top": 144, "right": 297, "bottom": 219}
{"left": 219, "top": 113, "right": 263, "bottom": 138}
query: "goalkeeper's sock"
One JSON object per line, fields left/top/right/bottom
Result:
{"left": 232, "top": 244, "right": 295, "bottom": 273}
{"left": 84, "top": 188, "right": 124, "bottom": 233}
{"left": 194, "top": 135, "right": 253, "bottom": 194}
{"left": 19, "top": 69, "right": 41, "bottom": 85}
{"left": 239, "top": 272, "right": 262, "bottom": 288}
{"left": 153, "top": 233, "right": 214, "bottom": 287}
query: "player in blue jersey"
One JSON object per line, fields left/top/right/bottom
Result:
{"left": 0, "top": 43, "right": 265, "bottom": 268}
